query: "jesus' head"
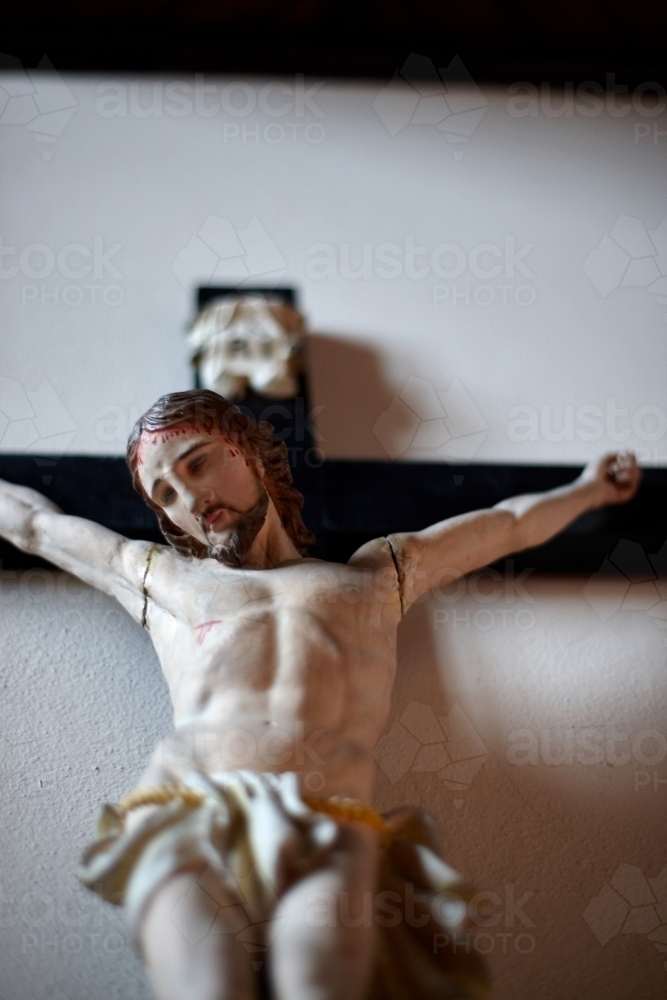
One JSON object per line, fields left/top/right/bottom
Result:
{"left": 126, "top": 390, "right": 314, "bottom": 567}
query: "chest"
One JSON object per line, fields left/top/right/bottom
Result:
{"left": 148, "top": 560, "right": 398, "bottom": 672}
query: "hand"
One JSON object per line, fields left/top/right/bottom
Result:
{"left": 579, "top": 452, "right": 641, "bottom": 507}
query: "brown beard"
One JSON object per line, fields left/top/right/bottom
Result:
{"left": 205, "top": 483, "right": 270, "bottom": 567}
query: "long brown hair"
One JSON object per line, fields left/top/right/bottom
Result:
{"left": 126, "top": 390, "right": 315, "bottom": 557}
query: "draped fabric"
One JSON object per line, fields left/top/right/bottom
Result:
{"left": 76, "top": 770, "right": 490, "bottom": 999}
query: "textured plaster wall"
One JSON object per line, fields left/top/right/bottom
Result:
{"left": 1, "top": 570, "right": 665, "bottom": 1000}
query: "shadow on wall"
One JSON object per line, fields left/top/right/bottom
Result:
{"left": 306, "top": 332, "right": 490, "bottom": 462}
{"left": 306, "top": 333, "right": 396, "bottom": 459}
{"left": 373, "top": 585, "right": 667, "bottom": 999}
{"left": 372, "top": 598, "right": 490, "bottom": 811}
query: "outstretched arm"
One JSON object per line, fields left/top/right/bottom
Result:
{"left": 0, "top": 478, "right": 156, "bottom": 623}
{"left": 384, "top": 453, "right": 641, "bottom": 613}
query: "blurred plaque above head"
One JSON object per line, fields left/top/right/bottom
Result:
{"left": 190, "top": 287, "right": 304, "bottom": 401}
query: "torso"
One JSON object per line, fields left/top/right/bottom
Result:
{"left": 139, "top": 541, "right": 401, "bottom": 803}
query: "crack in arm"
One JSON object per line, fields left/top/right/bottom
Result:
{"left": 140, "top": 546, "right": 157, "bottom": 630}
{"left": 384, "top": 535, "right": 405, "bottom": 617}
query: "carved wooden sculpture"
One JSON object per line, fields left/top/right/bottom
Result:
{"left": 0, "top": 389, "right": 640, "bottom": 1000}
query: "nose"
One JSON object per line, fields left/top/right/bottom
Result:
{"left": 190, "top": 487, "right": 216, "bottom": 519}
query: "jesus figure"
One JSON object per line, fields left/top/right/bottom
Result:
{"left": 0, "top": 389, "right": 640, "bottom": 1000}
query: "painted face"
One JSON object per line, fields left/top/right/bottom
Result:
{"left": 136, "top": 422, "right": 268, "bottom": 564}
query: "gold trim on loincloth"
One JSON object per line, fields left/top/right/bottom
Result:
{"left": 117, "top": 783, "right": 205, "bottom": 817}
{"left": 111, "top": 784, "right": 388, "bottom": 839}
{"left": 303, "top": 795, "right": 390, "bottom": 840}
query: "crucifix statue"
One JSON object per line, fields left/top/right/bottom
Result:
{"left": 0, "top": 389, "right": 640, "bottom": 1000}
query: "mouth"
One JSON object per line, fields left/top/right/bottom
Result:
{"left": 203, "top": 507, "right": 228, "bottom": 532}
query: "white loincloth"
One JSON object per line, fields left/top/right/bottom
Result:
{"left": 76, "top": 769, "right": 490, "bottom": 999}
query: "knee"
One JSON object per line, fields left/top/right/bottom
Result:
{"left": 140, "top": 870, "right": 257, "bottom": 1000}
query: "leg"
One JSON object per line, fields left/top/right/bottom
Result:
{"left": 139, "top": 865, "right": 259, "bottom": 1000}
{"left": 269, "top": 822, "right": 379, "bottom": 1000}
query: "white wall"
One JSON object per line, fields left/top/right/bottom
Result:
{"left": 0, "top": 72, "right": 665, "bottom": 464}
{"left": 0, "top": 572, "right": 665, "bottom": 1000}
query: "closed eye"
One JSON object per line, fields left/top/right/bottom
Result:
{"left": 188, "top": 456, "right": 207, "bottom": 474}
{"left": 161, "top": 486, "right": 176, "bottom": 505}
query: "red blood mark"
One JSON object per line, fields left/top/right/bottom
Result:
{"left": 137, "top": 422, "right": 216, "bottom": 464}
{"left": 142, "top": 426, "right": 189, "bottom": 448}
{"left": 194, "top": 620, "right": 222, "bottom": 645}
{"left": 244, "top": 459, "right": 249, "bottom": 466}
